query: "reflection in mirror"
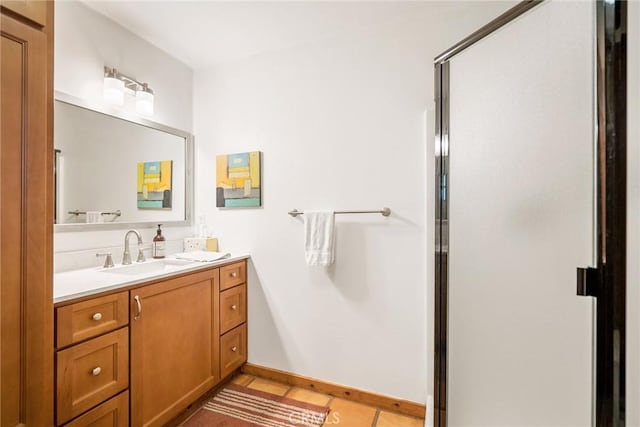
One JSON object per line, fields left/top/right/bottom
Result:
{"left": 54, "top": 95, "right": 193, "bottom": 230}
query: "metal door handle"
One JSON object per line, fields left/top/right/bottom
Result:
{"left": 134, "top": 295, "right": 142, "bottom": 320}
{"left": 577, "top": 267, "right": 599, "bottom": 297}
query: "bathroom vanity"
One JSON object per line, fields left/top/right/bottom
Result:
{"left": 54, "top": 257, "right": 248, "bottom": 427}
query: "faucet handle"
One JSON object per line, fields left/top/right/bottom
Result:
{"left": 96, "top": 252, "right": 115, "bottom": 268}
{"left": 136, "top": 248, "right": 146, "bottom": 263}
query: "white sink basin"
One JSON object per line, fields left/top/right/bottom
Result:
{"left": 101, "top": 259, "right": 195, "bottom": 276}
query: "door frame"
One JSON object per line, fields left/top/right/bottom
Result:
{"left": 433, "top": 1, "right": 627, "bottom": 426}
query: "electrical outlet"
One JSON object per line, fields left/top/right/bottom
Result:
{"left": 183, "top": 237, "right": 207, "bottom": 251}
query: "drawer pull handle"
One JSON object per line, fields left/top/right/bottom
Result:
{"left": 92, "top": 312, "right": 103, "bottom": 321}
{"left": 134, "top": 295, "right": 142, "bottom": 320}
{"left": 92, "top": 367, "right": 102, "bottom": 376}
{"left": 230, "top": 272, "right": 237, "bottom": 278}
{"left": 231, "top": 346, "right": 238, "bottom": 352}
{"left": 231, "top": 304, "right": 238, "bottom": 311}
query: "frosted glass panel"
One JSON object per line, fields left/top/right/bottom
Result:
{"left": 447, "top": 1, "right": 594, "bottom": 425}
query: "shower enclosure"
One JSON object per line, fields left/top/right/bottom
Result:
{"left": 434, "top": 1, "right": 627, "bottom": 426}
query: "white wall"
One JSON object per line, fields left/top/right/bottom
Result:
{"left": 54, "top": 1, "right": 194, "bottom": 270}
{"left": 628, "top": 1, "right": 639, "bottom": 424}
{"left": 194, "top": 2, "right": 512, "bottom": 403}
{"left": 55, "top": 1, "right": 192, "bottom": 132}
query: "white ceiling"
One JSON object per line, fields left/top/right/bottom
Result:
{"left": 83, "top": 1, "right": 511, "bottom": 70}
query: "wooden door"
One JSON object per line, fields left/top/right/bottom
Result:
{"left": 0, "top": 0, "right": 47, "bottom": 26}
{"left": 0, "top": 5, "right": 53, "bottom": 426}
{"left": 130, "top": 269, "right": 220, "bottom": 427}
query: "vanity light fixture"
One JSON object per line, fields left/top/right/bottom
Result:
{"left": 135, "top": 83, "right": 154, "bottom": 116}
{"left": 103, "top": 66, "right": 155, "bottom": 116}
{"left": 103, "top": 67, "right": 124, "bottom": 106}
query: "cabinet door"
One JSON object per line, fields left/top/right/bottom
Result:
{"left": 1, "top": 10, "right": 53, "bottom": 427}
{"left": 130, "top": 269, "right": 220, "bottom": 427}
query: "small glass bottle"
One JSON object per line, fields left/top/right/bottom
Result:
{"left": 152, "top": 224, "right": 166, "bottom": 259}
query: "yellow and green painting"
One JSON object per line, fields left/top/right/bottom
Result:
{"left": 216, "top": 151, "right": 261, "bottom": 208}
{"left": 137, "top": 160, "right": 172, "bottom": 209}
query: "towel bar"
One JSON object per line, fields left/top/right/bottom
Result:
{"left": 68, "top": 210, "right": 122, "bottom": 217}
{"left": 288, "top": 208, "right": 391, "bottom": 218}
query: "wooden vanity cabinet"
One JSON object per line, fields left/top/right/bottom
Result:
{"left": 54, "top": 258, "right": 248, "bottom": 427}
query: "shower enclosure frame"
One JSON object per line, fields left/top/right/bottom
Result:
{"left": 433, "top": 1, "right": 627, "bottom": 426}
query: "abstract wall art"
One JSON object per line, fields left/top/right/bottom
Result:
{"left": 216, "top": 151, "right": 262, "bottom": 208}
{"left": 137, "top": 160, "right": 173, "bottom": 209}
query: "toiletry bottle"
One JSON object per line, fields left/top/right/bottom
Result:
{"left": 197, "top": 214, "right": 207, "bottom": 238}
{"left": 153, "top": 224, "right": 166, "bottom": 259}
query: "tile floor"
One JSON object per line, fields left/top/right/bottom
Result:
{"left": 230, "top": 374, "right": 425, "bottom": 427}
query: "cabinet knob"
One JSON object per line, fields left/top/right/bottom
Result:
{"left": 91, "top": 367, "right": 102, "bottom": 376}
{"left": 230, "top": 272, "right": 237, "bottom": 278}
{"left": 92, "top": 312, "right": 103, "bottom": 321}
{"left": 231, "top": 346, "right": 237, "bottom": 352}
{"left": 231, "top": 304, "right": 238, "bottom": 311}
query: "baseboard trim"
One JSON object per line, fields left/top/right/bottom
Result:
{"left": 241, "top": 363, "right": 426, "bottom": 419}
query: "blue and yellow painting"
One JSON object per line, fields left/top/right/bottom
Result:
{"left": 216, "top": 151, "right": 261, "bottom": 208}
{"left": 137, "top": 160, "right": 172, "bottom": 209}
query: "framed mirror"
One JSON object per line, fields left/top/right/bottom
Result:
{"left": 54, "top": 92, "right": 193, "bottom": 231}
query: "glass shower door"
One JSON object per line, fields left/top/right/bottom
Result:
{"left": 446, "top": 1, "right": 595, "bottom": 425}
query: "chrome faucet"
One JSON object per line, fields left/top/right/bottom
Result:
{"left": 122, "top": 229, "right": 145, "bottom": 265}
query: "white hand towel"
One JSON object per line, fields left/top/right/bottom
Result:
{"left": 304, "top": 210, "right": 335, "bottom": 267}
{"left": 86, "top": 211, "right": 103, "bottom": 223}
{"left": 174, "top": 251, "right": 231, "bottom": 262}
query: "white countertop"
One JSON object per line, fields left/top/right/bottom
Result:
{"left": 54, "top": 253, "right": 250, "bottom": 304}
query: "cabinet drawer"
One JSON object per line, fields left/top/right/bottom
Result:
{"left": 63, "top": 391, "right": 128, "bottom": 427}
{"left": 57, "top": 328, "right": 129, "bottom": 425}
{"left": 220, "top": 324, "right": 247, "bottom": 378}
{"left": 57, "top": 292, "right": 129, "bottom": 348}
{"left": 220, "top": 261, "right": 246, "bottom": 291}
{"left": 220, "top": 284, "right": 247, "bottom": 334}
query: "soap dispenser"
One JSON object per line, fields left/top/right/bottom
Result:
{"left": 152, "top": 224, "right": 166, "bottom": 259}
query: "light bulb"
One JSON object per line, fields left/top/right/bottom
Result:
{"left": 136, "top": 84, "right": 154, "bottom": 116}
{"left": 103, "top": 68, "right": 124, "bottom": 106}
